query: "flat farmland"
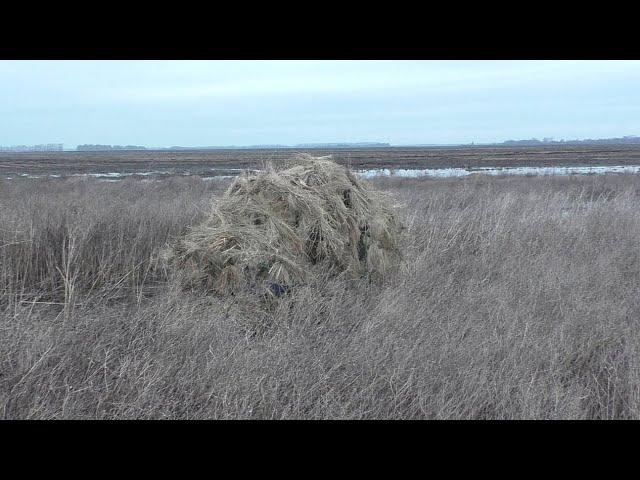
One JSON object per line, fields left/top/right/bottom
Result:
{"left": 4, "top": 144, "right": 640, "bottom": 178}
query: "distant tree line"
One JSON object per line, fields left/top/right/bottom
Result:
{"left": 0, "top": 144, "right": 63, "bottom": 152}
{"left": 502, "top": 136, "right": 640, "bottom": 146}
{"left": 76, "top": 145, "right": 147, "bottom": 151}
{"left": 294, "top": 142, "right": 391, "bottom": 148}
{"left": 164, "top": 142, "right": 391, "bottom": 150}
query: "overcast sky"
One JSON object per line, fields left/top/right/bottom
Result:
{"left": 2, "top": 60, "right": 640, "bottom": 147}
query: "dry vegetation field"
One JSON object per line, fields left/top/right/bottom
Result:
{"left": 1, "top": 171, "right": 640, "bottom": 419}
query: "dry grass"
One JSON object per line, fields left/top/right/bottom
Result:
{"left": 2, "top": 173, "right": 640, "bottom": 419}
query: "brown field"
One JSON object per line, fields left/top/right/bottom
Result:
{"left": 3, "top": 144, "right": 640, "bottom": 178}
{"left": 2, "top": 172, "right": 640, "bottom": 419}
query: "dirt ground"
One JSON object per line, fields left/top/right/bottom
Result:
{"left": 3, "top": 144, "right": 640, "bottom": 178}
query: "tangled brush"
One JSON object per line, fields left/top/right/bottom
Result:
{"left": 164, "top": 154, "right": 402, "bottom": 298}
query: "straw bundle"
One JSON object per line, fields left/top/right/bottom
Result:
{"left": 165, "top": 154, "right": 402, "bottom": 297}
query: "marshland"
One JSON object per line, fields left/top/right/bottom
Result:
{"left": 2, "top": 165, "right": 639, "bottom": 419}
{"left": 5, "top": 144, "right": 640, "bottom": 179}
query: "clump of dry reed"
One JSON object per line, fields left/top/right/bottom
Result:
{"left": 164, "top": 155, "right": 402, "bottom": 298}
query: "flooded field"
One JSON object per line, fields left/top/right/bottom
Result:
{"left": 3, "top": 168, "right": 250, "bottom": 181}
{"left": 4, "top": 145, "right": 640, "bottom": 181}
{"left": 357, "top": 164, "right": 640, "bottom": 178}
{"left": 5, "top": 164, "right": 640, "bottom": 182}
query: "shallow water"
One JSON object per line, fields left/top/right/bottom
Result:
{"left": 354, "top": 165, "right": 640, "bottom": 179}
{"left": 4, "top": 165, "right": 640, "bottom": 182}
{"left": 3, "top": 168, "right": 250, "bottom": 181}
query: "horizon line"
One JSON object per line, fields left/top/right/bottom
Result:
{"left": 2, "top": 134, "right": 640, "bottom": 152}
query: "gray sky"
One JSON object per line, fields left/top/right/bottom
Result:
{"left": 2, "top": 60, "right": 640, "bottom": 147}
